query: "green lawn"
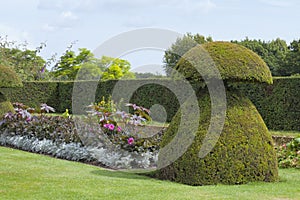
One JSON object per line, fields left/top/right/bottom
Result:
{"left": 270, "top": 130, "right": 300, "bottom": 137}
{"left": 0, "top": 147, "right": 299, "bottom": 200}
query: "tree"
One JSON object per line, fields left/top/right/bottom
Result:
{"left": 163, "top": 33, "right": 212, "bottom": 76}
{"left": 100, "top": 56, "right": 135, "bottom": 80}
{"left": 51, "top": 48, "right": 135, "bottom": 80}
{"left": 155, "top": 42, "right": 278, "bottom": 186}
{"left": 232, "top": 38, "right": 288, "bottom": 76}
{"left": 51, "top": 48, "right": 96, "bottom": 80}
{"left": 283, "top": 39, "right": 300, "bottom": 76}
{"left": 0, "top": 36, "right": 47, "bottom": 81}
{"left": 0, "top": 65, "right": 23, "bottom": 116}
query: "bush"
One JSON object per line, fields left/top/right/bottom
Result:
{"left": 277, "top": 137, "right": 300, "bottom": 168}
{"left": 153, "top": 42, "right": 278, "bottom": 186}
{"left": 0, "top": 65, "right": 23, "bottom": 88}
{"left": 0, "top": 102, "right": 160, "bottom": 169}
{"left": 174, "top": 41, "right": 272, "bottom": 84}
{"left": 4, "top": 77, "right": 300, "bottom": 131}
{"left": 153, "top": 90, "right": 278, "bottom": 185}
{"left": 238, "top": 77, "right": 300, "bottom": 130}
{"left": 2, "top": 81, "right": 58, "bottom": 111}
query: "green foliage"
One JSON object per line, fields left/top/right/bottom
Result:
{"left": 0, "top": 103, "right": 82, "bottom": 144}
{"left": 87, "top": 98, "right": 160, "bottom": 153}
{"left": 232, "top": 38, "right": 289, "bottom": 76}
{"left": 237, "top": 77, "right": 300, "bottom": 130}
{"left": 0, "top": 36, "right": 47, "bottom": 81}
{"left": 174, "top": 41, "right": 273, "bottom": 84}
{"left": 1, "top": 82, "right": 58, "bottom": 111}
{"left": 163, "top": 33, "right": 213, "bottom": 76}
{"left": 100, "top": 56, "right": 135, "bottom": 80}
{"left": 51, "top": 48, "right": 96, "bottom": 80}
{"left": 0, "top": 99, "right": 14, "bottom": 117}
{"left": 283, "top": 39, "right": 300, "bottom": 76}
{"left": 277, "top": 137, "right": 300, "bottom": 168}
{"left": 51, "top": 49, "right": 135, "bottom": 81}
{"left": 0, "top": 65, "right": 23, "bottom": 88}
{"left": 4, "top": 77, "right": 300, "bottom": 131}
{"left": 154, "top": 90, "right": 278, "bottom": 185}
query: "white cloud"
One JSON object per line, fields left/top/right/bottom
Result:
{"left": 178, "top": 0, "right": 217, "bottom": 14}
{"left": 41, "top": 11, "right": 79, "bottom": 32}
{"left": 259, "top": 0, "right": 294, "bottom": 7}
{"left": 61, "top": 11, "right": 78, "bottom": 20}
{"left": 0, "top": 24, "right": 31, "bottom": 43}
{"left": 37, "top": 0, "right": 101, "bottom": 12}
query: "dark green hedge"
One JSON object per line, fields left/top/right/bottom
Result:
{"left": 3, "top": 78, "right": 300, "bottom": 131}
{"left": 1, "top": 81, "right": 59, "bottom": 111}
{"left": 153, "top": 89, "right": 278, "bottom": 185}
{"left": 237, "top": 77, "right": 300, "bottom": 131}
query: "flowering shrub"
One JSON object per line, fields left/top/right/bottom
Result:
{"left": 0, "top": 101, "right": 162, "bottom": 169}
{"left": 0, "top": 103, "right": 81, "bottom": 144}
{"left": 86, "top": 97, "right": 161, "bottom": 153}
{"left": 277, "top": 137, "right": 300, "bottom": 168}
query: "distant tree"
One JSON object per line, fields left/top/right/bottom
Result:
{"left": 100, "top": 56, "right": 135, "bottom": 80}
{"left": 0, "top": 36, "right": 47, "bottom": 81}
{"left": 163, "top": 33, "right": 213, "bottom": 76}
{"left": 51, "top": 48, "right": 96, "bottom": 80}
{"left": 283, "top": 39, "right": 300, "bottom": 76}
{"left": 51, "top": 48, "right": 135, "bottom": 80}
{"left": 232, "top": 38, "right": 288, "bottom": 76}
{"left": 134, "top": 72, "right": 165, "bottom": 79}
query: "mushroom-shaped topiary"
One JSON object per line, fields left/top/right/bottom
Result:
{"left": 153, "top": 42, "right": 278, "bottom": 185}
{"left": 0, "top": 65, "right": 23, "bottom": 116}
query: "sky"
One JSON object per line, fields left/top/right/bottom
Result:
{"left": 1, "top": 0, "right": 300, "bottom": 74}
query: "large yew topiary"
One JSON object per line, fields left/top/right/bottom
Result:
{"left": 154, "top": 42, "right": 278, "bottom": 185}
{"left": 0, "top": 65, "right": 23, "bottom": 116}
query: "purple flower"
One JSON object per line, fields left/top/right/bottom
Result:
{"left": 127, "top": 137, "right": 134, "bottom": 145}
{"left": 108, "top": 124, "right": 115, "bottom": 131}
{"left": 117, "top": 126, "right": 122, "bottom": 132}
{"left": 40, "top": 103, "right": 55, "bottom": 113}
{"left": 103, "top": 124, "right": 109, "bottom": 128}
{"left": 4, "top": 112, "right": 13, "bottom": 120}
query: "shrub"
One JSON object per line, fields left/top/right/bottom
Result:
{"left": 0, "top": 102, "right": 160, "bottom": 169}
{"left": 277, "top": 137, "right": 300, "bottom": 168}
{"left": 0, "top": 65, "right": 23, "bottom": 116}
{"left": 0, "top": 65, "right": 23, "bottom": 88}
{"left": 154, "top": 42, "right": 278, "bottom": 185}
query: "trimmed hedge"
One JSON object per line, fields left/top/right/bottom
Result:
{"left": 174, "top": 42, "right": 272, "bottom": 84}
{"left": 238, "top": 77, "right": 300, "bottom": 131}
{"left": 2, "top": 78, "right": 300, "bottom": 130}
{"left": 0, "top": 65, "right": 23, "bottom": 88}
{"left": 152, "top": 89, "right": 278, "bottom": 185}
{"left": 0, "top": 93, "right": 13, "bottom": 116}
{"left": 2, "top": 82, "right": 59, "bottom": 111}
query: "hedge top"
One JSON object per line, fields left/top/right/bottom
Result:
{"left": 0, "top": 65, "right": 23, "bottom": 88}
{"left": 174, "top": 41, "right": 273, "bottom": 84}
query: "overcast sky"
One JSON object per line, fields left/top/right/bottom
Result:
{"left": 1, "top": 0, "right": 300, "bottom": 74}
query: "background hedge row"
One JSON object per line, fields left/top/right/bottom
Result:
{"left": 2, "top": 78, "right": 300, "bottom": 131}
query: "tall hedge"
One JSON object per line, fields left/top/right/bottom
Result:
{"left": 3, "top": 78, "right": 300, "bottom": 131}
{"left": 2, "top": 82, "right": 59, "bottom": 111}
{"left": 238, "top": 77, "right": 300, "bottom": 131}
{"left": 152, "top": 89, "right": 278, "bottom": 185}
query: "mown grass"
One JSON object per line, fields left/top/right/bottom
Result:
{"left": 270, "top": 130, "right": 300, "bottom": 137}
{"left": 1, "top": 146, "right": 299, "bottom": 200}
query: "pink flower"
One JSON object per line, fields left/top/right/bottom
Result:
{"left": 127, "top": 137, "right": 134, "bottom": 145}
{"left": 117, "top": 126, "right": 122, "bottom": 132}
{"left": 108, "top": 124, "right": 115, "bottom": 131}
{"left": 103, "top": 124, "right": 109, "bottom": 128}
